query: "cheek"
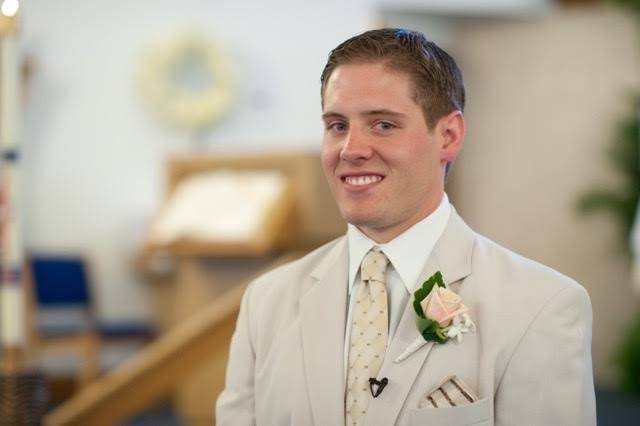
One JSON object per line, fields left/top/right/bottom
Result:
{"left": 414, "top": 140, "right": 440, "bottom": 168}
{"left": 391, "top": 143, "right": 439, "bottom": 186}
{"left": 396, "top": 142, "right": 434, "bottom": 171}
{"left": 320, "top": 142, "right": 338, "bottom": 175}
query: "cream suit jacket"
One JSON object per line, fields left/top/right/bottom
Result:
{"left": 216, "top": 209, "right": 596, "bottom": 425}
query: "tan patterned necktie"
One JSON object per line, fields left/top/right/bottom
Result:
{"left": 345, "top": 248, "right": 390, "bottom": 426}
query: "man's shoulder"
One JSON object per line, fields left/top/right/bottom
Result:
{"left": 466, "top": 229, "right": 591, "bottom": 373}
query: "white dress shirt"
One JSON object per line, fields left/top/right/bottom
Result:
{"left": 344, "top": 193, "right": 452, "bottom": 379}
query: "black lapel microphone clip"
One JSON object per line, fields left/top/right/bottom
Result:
{"left": 369, "top": 377, "right": 388, "bottom": 398}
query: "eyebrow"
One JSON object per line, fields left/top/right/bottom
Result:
{"left": 364, "top": 109, "right": 406, "bottom": 118}
{"left": 322, "top": 109, "right": 407, "bottom": 120}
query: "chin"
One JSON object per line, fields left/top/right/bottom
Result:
{"left": 341, "top": 211, "right": 383, "bottom": 230}
{"left": 339, "top": 195, "right": 387, "bottom": 219}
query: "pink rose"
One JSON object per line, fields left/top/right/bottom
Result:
{"left": 420, "top": 286, "right": 468, "bottom": 327}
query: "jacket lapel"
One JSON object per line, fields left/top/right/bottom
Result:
{"left": 300, "top": 238, "right": 349, "bottom": 426}
{"left": 365, "top": 208, "right": 476, "bottom": 425}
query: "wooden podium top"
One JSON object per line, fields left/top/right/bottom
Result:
{"left": 142, "top": 151, "right": 345, "bottom": 258}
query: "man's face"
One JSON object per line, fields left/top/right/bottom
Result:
{"left": 321, "top": 62, "right": 452, "bottom": 243}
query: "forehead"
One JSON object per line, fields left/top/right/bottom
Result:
{"left": 322, "top": 62, "right": 419, "bottom": 113}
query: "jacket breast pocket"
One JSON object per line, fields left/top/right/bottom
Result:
{"left": 409, "top": 397, "right": 491, "bottom": 426}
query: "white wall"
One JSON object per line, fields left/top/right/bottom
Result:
{"left": 19, "top": 0, "right": 371, "bottom": 321}
{"left": 375, "top": 0, "right": 551, "bottom": 16}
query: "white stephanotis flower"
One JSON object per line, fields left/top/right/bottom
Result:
{"left": 460, "top": 312, "right": 477, "bottom": 332}
{"left": 444, "top": 313, "right": 477, "bottom": 343}
{"left": 445, "top": 325, "right": 464, "bottom": 343}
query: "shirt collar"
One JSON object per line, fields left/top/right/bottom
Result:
{"left": 346, "top": 193, "right": 452, "bottom": 295}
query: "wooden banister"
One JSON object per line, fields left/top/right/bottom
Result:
{"left": 45, "top": 254, "right": 298, "bottom": 426}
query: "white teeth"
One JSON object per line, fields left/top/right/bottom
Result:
{"left": 345, "top": 175, "right": 383, "bottom": 186}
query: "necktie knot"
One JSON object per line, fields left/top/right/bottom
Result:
{"left": 360, "top": 249, "right": 389, "bottom": 283}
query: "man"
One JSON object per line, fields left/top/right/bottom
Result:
{"left": 216, "top": 28, "right": 596, "bottom": 425}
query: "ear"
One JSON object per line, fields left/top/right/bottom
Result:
{"left": 436, "top": 110, "right": 465, "bottom": 164}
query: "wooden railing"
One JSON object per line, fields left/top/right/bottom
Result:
{"left": 45, "top": 254, "right": 297, "bottom": 426}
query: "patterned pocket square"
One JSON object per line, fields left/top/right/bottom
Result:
{"left": 418, "top": 375, "right": 478, "bottom": 409}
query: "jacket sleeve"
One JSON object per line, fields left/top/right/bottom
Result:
{"left": 216, "top": 283, "right": 257, "bottom": 426}
{"left": 494, "top": 284, "right": 596, "bottom": 426}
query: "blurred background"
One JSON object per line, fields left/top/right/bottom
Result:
{"left": 0, "top": 0, "right": 639, "bottom": 424}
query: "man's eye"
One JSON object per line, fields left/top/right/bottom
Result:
{"left": 374, "top": 121, "right": 396, "bottom": 131}
{"left": 327, "top": 122, "right": 347, "bottom": 132}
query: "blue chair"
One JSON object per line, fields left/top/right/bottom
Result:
{"left": 29, "top": 255, "right": 100, "bottom": 388}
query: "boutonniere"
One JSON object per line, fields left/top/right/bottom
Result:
{"left": 394, "top": 271, "right": 476, "bottom": 363}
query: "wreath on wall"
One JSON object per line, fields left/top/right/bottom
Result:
{"left": 139, "top": 32, "right": 235, "bottom": 131}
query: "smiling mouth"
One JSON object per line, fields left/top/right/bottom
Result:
{"left": 342, "top": 175, "right": 384, "bottom": 186}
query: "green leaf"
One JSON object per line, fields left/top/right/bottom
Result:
{"left": 415, "top": 316, "right": 439, "bottom": 333}
{"left": 421, "top": 326, "right": 448, "bottom": 344}
{"left": 615, "top": 313, "right": 640, "bottom": 394}
{"left": 415, "top": 315, "right": 448, "bottom": 344}
{"left": 412, "top": 271, "right": 445, "bottom": 318}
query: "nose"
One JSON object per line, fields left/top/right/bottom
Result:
{"left": 340, "top": 129, "right": 373, "bottom": 162}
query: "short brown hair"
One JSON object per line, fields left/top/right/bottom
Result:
{"left": 320, "top": 28, "right": 465, "bottom": 129}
